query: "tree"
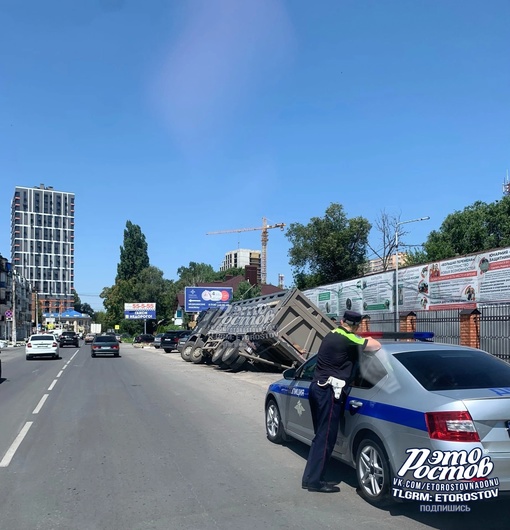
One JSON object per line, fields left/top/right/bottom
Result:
{"left": 116, "top": 221, "right": 150, "bottom": 281}
{"left": 286, "top": 203, "right": 371, "bottom": 289}
{"left": 73, "top": 289, "right": 95, "bottom": 317}
{"left": 406, "top": 197, "right": 510, "bottom": 264}
{"left": 368, "top": 210, "right": 425, "bottom": 271}
{"left": 232, "top": 280, "right": 261, "bottom": 301}
{"left": 176, "top": 262, "right": 217, "bottom": 288}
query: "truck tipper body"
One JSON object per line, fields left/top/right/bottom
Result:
{"left": 180, "top": 288, "right": 336, "bottom": 372}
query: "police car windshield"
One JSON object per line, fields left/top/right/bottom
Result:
{"left": 395, "top": 349, "right": 510, "bottom": 391}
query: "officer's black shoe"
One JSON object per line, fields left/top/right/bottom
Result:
{"left": 301, "top": 480, "right": 336, "bottom": 490}
{"left": 307, "top": 483, "right": 340, "bottom": 493}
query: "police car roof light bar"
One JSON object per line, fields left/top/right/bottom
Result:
{"left": 358, "top": 331, "right": 434, "bottom": 342}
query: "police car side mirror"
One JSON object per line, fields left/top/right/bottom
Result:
{"left": 283, "top": 368, "right": 296, "bottom": 380}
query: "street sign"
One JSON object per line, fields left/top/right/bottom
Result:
{"left": 185, "top": 287, "right": 233, "bottom": 312}
{"left": 4, "top": 309, "right": 12, "bottom": 321}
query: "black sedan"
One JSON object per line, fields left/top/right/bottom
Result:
{"left": 91, "top": 335, "right": 120, "bottom": 357}
{"left": 160, "top": 330, "right": 190, "bottom": 353}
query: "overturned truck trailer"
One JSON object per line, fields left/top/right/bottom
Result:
{"left": 180, "top": 288, "right": 336, "bottom": 372}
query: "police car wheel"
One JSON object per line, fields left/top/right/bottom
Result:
{"left": 265, "top": 399, "right": 285, "bottom": 444}
{"left": 356, "top": 437, "right": 391, "bottom": 506}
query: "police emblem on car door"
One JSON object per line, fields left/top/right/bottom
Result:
{"left": 285, "top": 358, "right": 316, "bottom": 441}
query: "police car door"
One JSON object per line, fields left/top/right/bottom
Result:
{"left": 336, "top": 353, "right": 388, "bottom": 458}
{"left": 285, "top": 357, "right": 316, "bottom": 443}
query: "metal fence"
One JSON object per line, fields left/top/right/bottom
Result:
{"left": 414, "top": 310, "right": 460, "bottom": 345}
{"left": 367, "top": 310, "right": 460, "bottom": 344}
{"left": 368, "top": 307, "right": 510, "bottom": 362}
{"left": 479, "top": 304, "right": 510, "bottom": 362}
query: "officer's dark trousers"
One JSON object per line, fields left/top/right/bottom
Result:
{"left": 302, "top": 381, "right": 342, "bottom": 487}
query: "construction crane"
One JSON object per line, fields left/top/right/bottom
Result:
{"left": 206, "top": 217, "right": 286, "bottom": 285}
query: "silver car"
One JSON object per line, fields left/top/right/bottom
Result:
{"left": 265, "top": 335, "right": 510, "bottom": 506}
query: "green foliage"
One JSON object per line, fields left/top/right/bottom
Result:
{"left": 175, "top": 262, "right": 217, "bottom": 288}
{"left": 116, "top": 221, "right": 150, "bottom": 281}
{"left": 213, "top": 267, "right": 245, "bottom": 281}
{"left": 286, "top": 203, "right": 371, "bottom": 289}
{"left": 232, "top": 280, "right": 261, "bottom": 301}
{"left": 73, "top": 290, "right": 95, "bottom": 317}
{"left": 411, "top": 197, "right": 510, "bottom": 263}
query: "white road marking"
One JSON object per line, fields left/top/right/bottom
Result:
{"left": 56, "top": 370, "right": 64, "bottom": 378}
{"left": 48, "top": 379, "right": 58, "bottom": 391}
{"left": 32, "top": 394, "right": 49, "bottom": 414}
{"left": 0, "top": 422, "right": 33, "bottom": 467}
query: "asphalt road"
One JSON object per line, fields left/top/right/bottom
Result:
{"left": 0, "top": 343, "right": 509, "bottom": 530}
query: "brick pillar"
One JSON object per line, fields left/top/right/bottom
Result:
{"left": 460, "top": 309, "right": 480, "bottom": 349}
{"left": 400, "top": 312, "right": 416, "bottom": 334}
{"left": 360, "top": 316, "right": 370, "bottom": 333}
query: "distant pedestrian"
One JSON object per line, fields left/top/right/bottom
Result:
{"left": 302, "top": 310, "right": 381, "bottom": 493}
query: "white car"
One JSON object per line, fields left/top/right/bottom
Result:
{"left": 26, "top": 334, "right": 60, "bottom": 360}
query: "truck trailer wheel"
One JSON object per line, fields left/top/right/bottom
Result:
{"left": 228, "top": 354, "right": 247, "bottom": 372}
{"left": 181, "top": 342, "right": 196, "bottom": 362}
{"left": 222, "top": 339, "right": 240, "bottom": 365}
{"left": 190, "top": 342, "right": 205, "bottom": 364}
{"left": 212, "top": 341, "right": 229, "bottom": 365}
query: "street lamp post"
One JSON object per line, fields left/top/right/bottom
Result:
{"left": 394, "top": 216, "right": 430, "bottom": 331}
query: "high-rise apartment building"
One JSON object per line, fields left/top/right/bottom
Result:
{"left": 11, "top": 184, "right": 75, "bottom": 315}
{"left": 220, "top": 249, "right": 261, "bottom": 283}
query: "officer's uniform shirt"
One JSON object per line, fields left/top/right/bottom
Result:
{"left": 313, "top": 326, "right": 367, "bottom": 384}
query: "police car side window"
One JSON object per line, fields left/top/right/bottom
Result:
{"left": 350, "top": 356, "right": 387, "bottom": 389}
{"left": 299, "top": 358, "right": 317, "bottom": 381}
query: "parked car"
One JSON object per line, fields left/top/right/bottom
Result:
{"left": 265, "top": 333, "right": 510, "bottom": 506}
{"left": 160, "top": 330, "right": 190, "bottom": 353}
{"left": 176, "top": 331, "right": 192, "bottom": 354}
{"left": 84, "top": 333, "right": 95, "bottom": 344}
{"left": 91, "top": 335, "right": 120, "bottom": 357}
{"left": 133, "top": 334, "right": 155, "bottom": 344}
{"left": 59, "top": 331, "right": 80, "bottom": 347}
{"left": 26, "top": 334, "right": 60, "bottom": 360}
{"left": 153, "top": 333, "right": 165, "bottom": 349}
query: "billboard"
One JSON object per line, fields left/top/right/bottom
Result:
{"left": 124, "top": 303, "right": 156, "bottom": 320}
{"left": 304, "top": 246, "right": 510, "bottom": 316}
{"left": 185, "top": 287, "right": 233, "bottom": 312}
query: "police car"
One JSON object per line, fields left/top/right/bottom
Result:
{"left": 265, "top": 332, "right": 510, "bottom": 506}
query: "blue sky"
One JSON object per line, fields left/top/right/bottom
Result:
{"left": 1, "top": 0, "right": 509, "bottom": 311}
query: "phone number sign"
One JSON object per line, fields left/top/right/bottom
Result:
{"left": 124, "top": 303, "right": 156, "bottom": 320}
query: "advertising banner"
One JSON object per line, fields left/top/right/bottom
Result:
{"left": 304, "top": 246, "right": 510, "bottom": 316}
{"left": 124, "top": 303, "right": 156, "bottom": 320}
{"left": 185, "top": 287, "right": 233, "bottom": 312}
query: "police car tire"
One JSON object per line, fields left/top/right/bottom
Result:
{"left": 222, "top": 339, "right": 240, "bottom": 364}
{"left": 265, "top": 399, "right": 286, "bottom": 444}
{"left": 212, "top": 341, "right": 229, "bottom": 364}
{"left": 355, "top": 437, "right": 392, "bottom": 506}
{"left": 190, "top": 342, "right": 205, "bottom": 364}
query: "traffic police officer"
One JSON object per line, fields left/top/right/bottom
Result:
{"left": 302, "top": 310, "right": 381, "bottom": 493}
